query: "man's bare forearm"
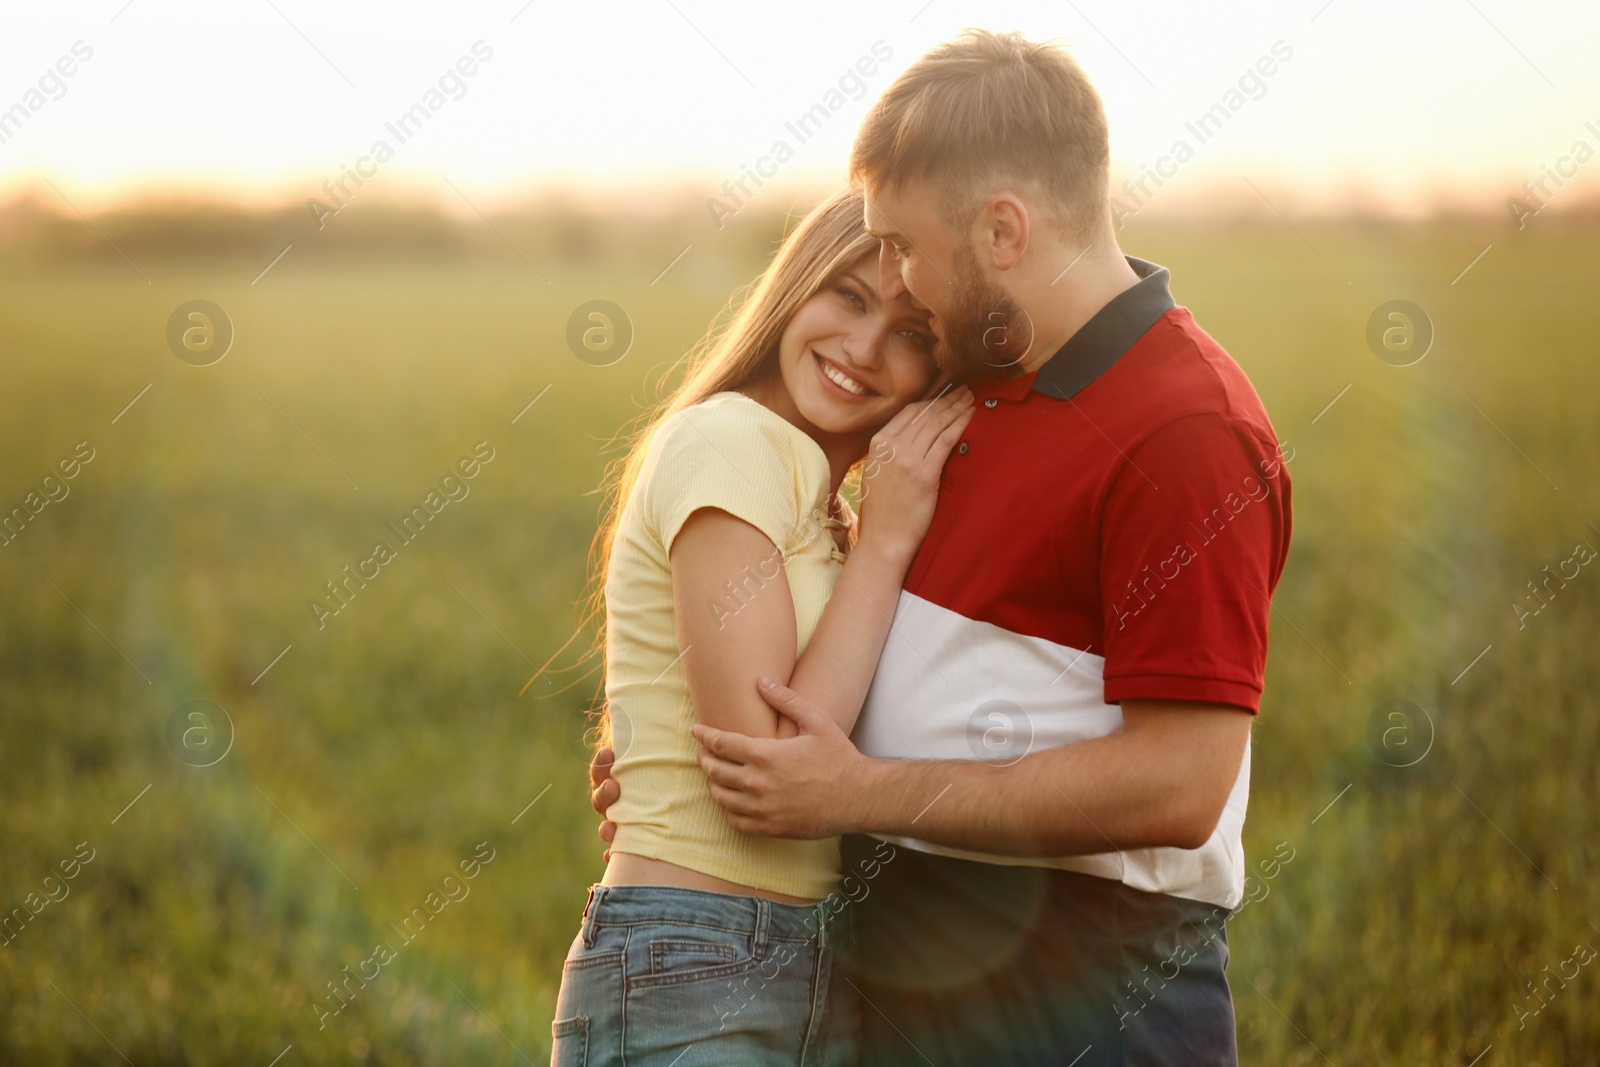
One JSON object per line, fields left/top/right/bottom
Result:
{"left": 848, "top": 703, "right": 1252, "bottom": 855}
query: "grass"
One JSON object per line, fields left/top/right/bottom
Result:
{"left": 0, "top": 209, "right": 1595, "bottom": 1064}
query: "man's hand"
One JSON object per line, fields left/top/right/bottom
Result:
{"left": 589, "top": 745, "right": 619, "bottom": 861}
{"left": 692, "top": 677, "right": 872, "bottom": 839}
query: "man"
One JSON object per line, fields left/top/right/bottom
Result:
{"left": 592, "top": 29, "right": 1292, "bottom": 1065}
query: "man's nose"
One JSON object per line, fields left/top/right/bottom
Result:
{"left": 877, "top": 242, "right": 910, "bottom": 302}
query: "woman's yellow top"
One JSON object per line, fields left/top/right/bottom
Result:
{"left": 603, "top": 391, "right": 846, "bottom": 900}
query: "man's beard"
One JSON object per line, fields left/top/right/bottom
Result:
{"left": 934, "top": 245, "right": 1034, "bottom": 382}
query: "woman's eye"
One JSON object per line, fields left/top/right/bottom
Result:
{"left": 837, "top": 286, "right": 865, "bottom": 309}
{"left": 900, "top": 328, "right": 932, "bottom": 349}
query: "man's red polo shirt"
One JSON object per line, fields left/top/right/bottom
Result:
{"left": 851, "top": 256, "right": 1292, "bottom": 909}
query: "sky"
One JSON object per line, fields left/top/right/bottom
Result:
{"left": 1, "top": 0, "right": 1596, "bottom": 216}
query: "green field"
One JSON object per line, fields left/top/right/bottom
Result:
{"left": 1, "top": 205, "right": 1596, "bottom": 1064}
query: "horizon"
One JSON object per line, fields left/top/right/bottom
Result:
{"left": 6, "top": 170, "right": 1599, "bottom": 225}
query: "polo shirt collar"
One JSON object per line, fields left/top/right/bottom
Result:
{"left": 968, "top": 256, "right": 1175, "bottom": 404}
{"left": 1030, "top": 256, "right": 1175, "bottom": 401}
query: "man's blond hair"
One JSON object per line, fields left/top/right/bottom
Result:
{"left": 850, "top": 29, "right": 1110, "bottom": 240}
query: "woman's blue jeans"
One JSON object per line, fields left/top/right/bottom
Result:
{"left": 550, "top": 883, "right": 858, "bottom": 1066}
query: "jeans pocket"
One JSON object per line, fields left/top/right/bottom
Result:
{"left": 550, "top": 1015, "right": 588, "bottom": 1066}
{"left": 650, "top": 938, "right": 737, "bottom": 974}
{"left": 631, "top": 927, "right": 757, "bottom": 989}
{"left": 628, "top": 938, "right": 819, "bottom": 1059}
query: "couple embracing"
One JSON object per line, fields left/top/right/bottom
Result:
{"left": 547, "top": 28, "right": 1292, "bottom": 1067}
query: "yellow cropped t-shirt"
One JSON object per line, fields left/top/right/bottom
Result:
{"left": 604, "top": 391, "right": 845, "bottom": 900}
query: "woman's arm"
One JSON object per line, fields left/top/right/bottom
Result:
{"left": 671, "top": 509, "right": 805, "bottom": 740}
{"left": 670, "top": 389, "right": 972, "bottom": 740}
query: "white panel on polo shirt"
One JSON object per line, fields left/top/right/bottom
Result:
{"left": 851, "top": 590, "right": 1250, "bottom": 911}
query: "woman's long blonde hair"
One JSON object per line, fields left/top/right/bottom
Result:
{"left": 524, "top": 189, "right": 879, "bottom": 742}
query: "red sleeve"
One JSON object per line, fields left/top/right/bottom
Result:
{"left": 1097, "top": 412, "right": 1292, "bottom": 713}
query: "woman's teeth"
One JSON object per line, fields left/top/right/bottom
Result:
{"left": 820, "top": 357, "right": 868, "bottom": 396}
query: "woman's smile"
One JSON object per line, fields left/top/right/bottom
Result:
{"left": 812, "top": 350, "right": 878, "bottom": 400}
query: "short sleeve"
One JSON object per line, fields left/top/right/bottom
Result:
{"left": 1098, "top": 412, "right": 1293, "bottom": 713}
{"left": 644, "top": 397, "right": 808, "bottom": 556}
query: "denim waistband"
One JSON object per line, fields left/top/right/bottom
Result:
{"left": 580, "top": 883, "right": 853, "bottom": 952}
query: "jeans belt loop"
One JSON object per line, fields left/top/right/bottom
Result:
{"left": 580, "top": 884, "right": 603, "bottom": 947}
{"left": 753, "top": 898, "right": 771, "bottom": 960}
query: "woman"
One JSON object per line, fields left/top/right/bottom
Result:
{"left": 548, "top": 189, "right": 972, "bottom": 1066}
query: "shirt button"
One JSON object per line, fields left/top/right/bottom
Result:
{"left": 957, "top": 442, "right": 969, "bottom": 455}
{"left": 984, "top": 398, "right": 998, "bottom": 408}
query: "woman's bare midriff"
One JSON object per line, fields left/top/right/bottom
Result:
{"left": 602, "top": 851, "right": 818, "bottom": 906}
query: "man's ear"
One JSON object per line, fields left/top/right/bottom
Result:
{"left": 984, "top": 192, "right": 1030, "bottom": 271}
